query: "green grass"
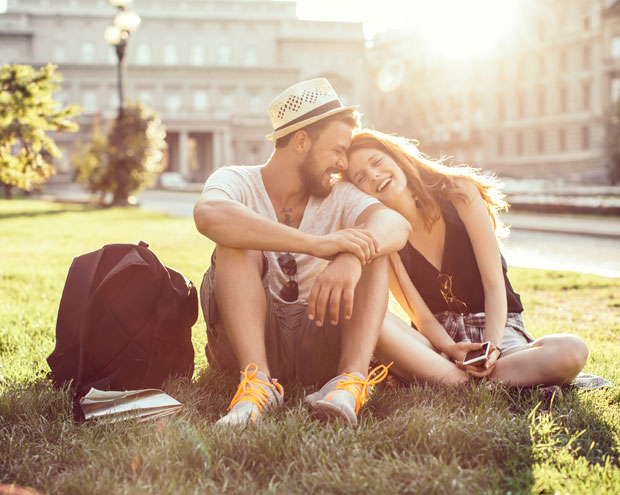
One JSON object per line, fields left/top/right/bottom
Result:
{"left": 1, "top": 199, "right": 619, "bottom": 494}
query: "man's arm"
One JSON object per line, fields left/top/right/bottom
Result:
{"left": 354, "top": 203, "right": 412, "bottom": 257}
{"left": 194, "top": 189, "right": 379, "bottom": 262}
{"left": 306, "top": 204, "right": 411, "bottom": 325}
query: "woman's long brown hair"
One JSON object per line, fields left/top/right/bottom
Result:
{"left": 347, "top": 129, "right": 509, "bottom": 237}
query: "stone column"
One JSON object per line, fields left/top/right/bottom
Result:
{"left": 222, "top": 126, "right": 233, "bottom": 165}
{"left": 212, "top": 130, "right": 222, "bottom": 172}
{"left": 178, "top": 130, "right": 189, "bottom": 178}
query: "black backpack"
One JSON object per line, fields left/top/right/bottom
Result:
{"left": 47, "top": 241, "right": 197, "bottom": 409}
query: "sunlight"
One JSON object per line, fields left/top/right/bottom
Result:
{"left": 293, "top": 0, "right": 523, "bottom": 61}
{"left": 408, "top": 0, "right": 523, "bottom": 61}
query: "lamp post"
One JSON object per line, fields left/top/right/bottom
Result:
{"left": 104, "top": 0, "right": 140, "bottom": 119}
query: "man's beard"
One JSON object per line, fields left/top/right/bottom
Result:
{"left": 297, "top": 152, "right": 334, "bottom": 198}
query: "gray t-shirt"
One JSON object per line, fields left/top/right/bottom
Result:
{"left": 202, "top": 165, "right": 380, "bottom": 304}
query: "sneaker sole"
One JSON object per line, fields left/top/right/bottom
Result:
{"left": 313, "top": 400, "right": 358, "bottom": 428}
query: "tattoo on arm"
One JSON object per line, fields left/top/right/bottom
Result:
{"left": 281, "top": 207, "right": 292, "bottom": 226}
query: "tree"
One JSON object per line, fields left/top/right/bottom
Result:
{"left": 74, "top": 101, "right": 167, "bottom": 206}
{"left": 605, "top": 99, "right": 620, "bottom": 184}
{"left": 0, "top": 63, "right": 80, "bottom": 198}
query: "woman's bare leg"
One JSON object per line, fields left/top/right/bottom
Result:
{"left": 374, "top": 311, "right": 469, "bottom": 385}
{"left": 489, "top": 334, "right": 588, "bottom": 386}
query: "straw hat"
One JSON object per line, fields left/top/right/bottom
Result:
{"left": 265, "top": 78, "right": 359, "bottom": 142}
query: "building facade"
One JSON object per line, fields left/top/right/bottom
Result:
{"left": 0, "top": 0, "right": 369, "bottom": 182}
{"left": 365, "top": 0, "right": 620, "bottom": 183}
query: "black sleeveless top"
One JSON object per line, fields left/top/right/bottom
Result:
{"left": 397, "top": 200, "right": 523, "bottom": 315}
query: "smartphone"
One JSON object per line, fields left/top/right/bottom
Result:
{"left": 462, "top": 341, "right": 491, "bottom": 366}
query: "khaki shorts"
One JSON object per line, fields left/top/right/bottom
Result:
{"left": 200, "top": 251, "right": 341, "bottom": 385}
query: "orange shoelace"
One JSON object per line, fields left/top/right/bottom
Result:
{"left": 333, "top": 362, "right": 393, "bottom": 413}
{"left": 227, "top": 363, "right": 283, "bottom": 413}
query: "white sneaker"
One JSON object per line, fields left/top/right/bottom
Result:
{"left": 305, "top": 364, "right": 391, "bottom": 428}
{"left": 216, "top": 363, "right": 283, "bottom": 426}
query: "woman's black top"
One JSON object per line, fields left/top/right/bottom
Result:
{"left": 397, "top": 200, "right": 524, "bottom": 315}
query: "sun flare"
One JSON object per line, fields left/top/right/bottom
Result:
{"left": 294, "top": 0, "right": 523, "bottom": 61}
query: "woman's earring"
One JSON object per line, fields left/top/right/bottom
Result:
{"left": 414, "top": 195, "right": 421, "bottom": 208}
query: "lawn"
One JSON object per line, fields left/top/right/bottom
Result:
{"left": 1, "top": 199, "right": 619, "bottom": 494}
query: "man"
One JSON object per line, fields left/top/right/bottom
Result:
{"left": 194, "top": 78, "right": 410, "bottom": 428}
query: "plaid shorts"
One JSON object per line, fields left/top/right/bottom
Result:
{"left": 435, "top": 311, "right": 534, "bottom": 354}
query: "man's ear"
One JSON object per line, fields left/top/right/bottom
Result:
{"left": 292, "top": 129, "right": 312, "bottom": 154}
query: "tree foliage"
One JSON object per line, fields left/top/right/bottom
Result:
{"left": 74, "top": 101, "right": 167, "bottom": 206}
{"left": 0, "top": 63, "right": 80, "bottom": 196}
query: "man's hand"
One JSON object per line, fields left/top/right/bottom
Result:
{"left": 307, "top": 253, "right": 362, "bottom": 326}
{"left": 312, "top": 228, "right": 379, "bottom": 265}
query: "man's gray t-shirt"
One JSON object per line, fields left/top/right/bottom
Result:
{"left": 202, "top": 165, "right": 380, "bottom": 304}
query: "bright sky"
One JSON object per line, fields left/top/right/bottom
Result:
{"left": 290, "top": 0, "right": 524, "bottom": 60}
{"left": 0, "top": 0, "right": 6, "bottom": 14}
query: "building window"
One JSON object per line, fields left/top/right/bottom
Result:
{"left": 136, "top": 44, "right": 151, "bottom": 65}
{"left": 497, "top": 94, "right": 504, "bottom": 120}
{"left": 559, "top": 128, "right": 566, "bottom": 152}
{"left": 583, "top": 81, "right": 591, "bottom": 110}
{"left": 191, "top": 45, "right": 205, "bottom": 66}
{"left": 497, "top": 135, "right": 503, "bottom": 156}
{"left": 107, "top": 47, "right": 117, "bottom": 65}
{"left": 218, "top": 45, "right": 231, "bottom": 65}
{"left": 249, "top": 94, "right": 261, "bottom": 114}
{"left": 81, "top": 43, "right": 95, "bottom": 64}
{"left": 560, "top": 84, "right": 568, "bottom": 113}
{"left": 612, "top": 78, "right": 620, "bottom": 103}
{"left": 222, "top": 93, "right": 234, "bottom": 110}
{"left": 516, "top": 132, "right": 523, "bottom": 155}
{"left": 193, "top": 90, "right": 208, "bottom": 112}
{"left": 108, "top": 90, "right": 119, "bottom": 111}
{"left": 582, "top": 125, "right": 590, "bottom": 149}
{"left": 583, "top": 15, "right": 590, "bottom": 31}
{"left": 538, "top": 20, "right": 545, "bottom": 40}
{"left": 137, "top": 90, "right": 153, "bottom": 106}
{"left": 82, "top": 91, "right": 97, "bottom": 114}
{"left": 474, "top": 148, "right": 483, "bottom": 165}
{"left": 538, "top": 54, "right": 545, "bottom": 75}
{"left": 53, "top": 44, "right": 65, "bottom": 63}
{"left": 166, "top": 94, "right": 181, "bottom": 113}
{"left": 537, "top": 130, "right": 545, "bottom": 153}
{"left": 612, "top": 36, "right": 620, "bottom": 59}
{"left": 245, "top": 47, "right": 257, "bottom": 66}
{"left": 538, "top": 87, "right": 545, "bottom": 115}
{"left": 517, "top": 90, "right": 525, "bottom": 118}
{"left": 163, "top": 44, "right": 178, "bottom": 65}
{"left": 583, "top": 46, "right": 590, "bottom": 69}
{"left": 560, "top": 50, "right": 567, "bottom": 71}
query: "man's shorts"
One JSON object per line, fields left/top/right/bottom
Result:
{"left": 434, "top": 311, "right": 535, "bottom": 355}
{"left": 200, "top": 251, "right": 342, "bottom": 385}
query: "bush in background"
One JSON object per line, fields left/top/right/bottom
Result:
{"left": 73, "top": 101, "right": 167, "bottom": 206}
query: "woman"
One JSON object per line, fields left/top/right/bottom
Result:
{"left": 346, "top": 129, "right": 588, "bottom": 387}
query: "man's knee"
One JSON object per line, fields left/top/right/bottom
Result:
{"left": 215, "top": 245, "right": 264, "bottom": 275}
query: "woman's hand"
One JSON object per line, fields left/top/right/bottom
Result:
{"left": 443, "top": 341, "right": 484, "bottom": 365}
{"left": 312, "top": 228, "right": 379, "bottom": 264}
{"left": 464, "top": 345, "right": 501, "bottom": 378}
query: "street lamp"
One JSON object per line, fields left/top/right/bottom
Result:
{"left": 104, "top": 0, "right": 140, "bottom": 118}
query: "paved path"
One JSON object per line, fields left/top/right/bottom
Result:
{"left": 35, "top": 185, "right": 620, "bottom": 277}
